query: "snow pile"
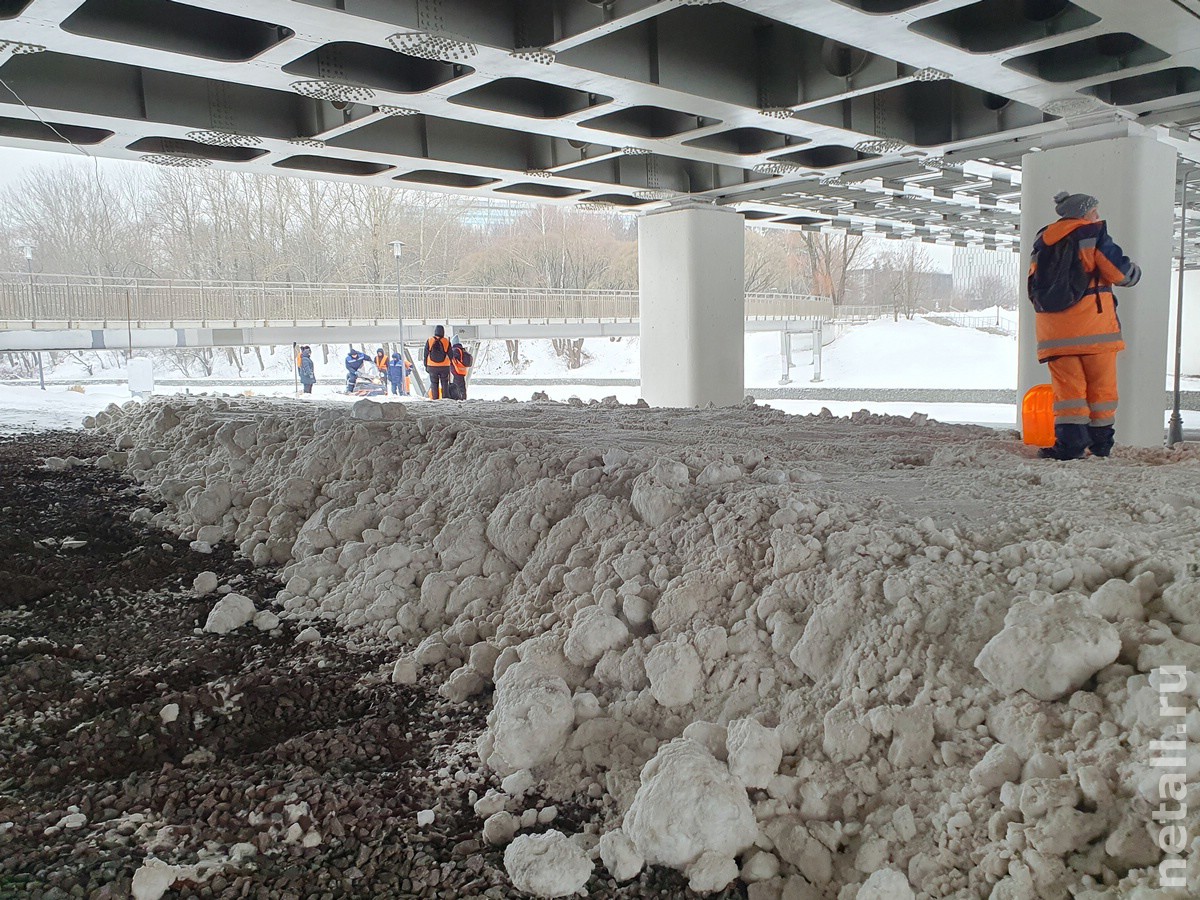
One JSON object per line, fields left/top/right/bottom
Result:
{"left": 504, "top": 830, "right": 594, "bottom": 897}
{"left": 975, "top": 592, "right": 1121, "bottom": 701}
{"left": 88, "top": 396, "right": 1200, "bottom": 897}
{"left": 622, "top": 738, "right": 757, "bottom": 891}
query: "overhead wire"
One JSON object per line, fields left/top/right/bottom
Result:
{"left": 0, "top": 72, "right": 94, "bottom": 162}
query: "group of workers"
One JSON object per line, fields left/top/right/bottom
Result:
{"left": 298, "top": 191, "right": 1139, "bottom": 459}
{"left": 342, "top": 347, "right": 413, "bottom": 396}
{"left": 328, "top": 324, "right": 472, "bottom": 400}
{"left": 420, "top": 324, "right": 473, "bottom": 400}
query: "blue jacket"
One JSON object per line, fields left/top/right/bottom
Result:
{"left": 387, "top": 356, "right": 407, "bottom": 383}
{"left": 345, "top": 351, "right": 368, "bottom": 374}
{"left": 298, "top": 352, "right": 315, "bottom": 385}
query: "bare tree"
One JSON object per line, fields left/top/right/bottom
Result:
{"left": 799, "top": 231, "right": 869, "bottom": 306}
{"left": 971, "top": 273, "right": 1017, "bottom": 312}
{"left": 879, "top": 243, "right": 937, "bottom": 320}
{"left": 745, "top": 228, "right": 789, "bottom": 293}
{"left": 551, "top": 338, "right": 587, "bottom": 369}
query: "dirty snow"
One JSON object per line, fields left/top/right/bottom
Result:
{"left": 75, "top": 388, "right": 1200, "bottom": 898}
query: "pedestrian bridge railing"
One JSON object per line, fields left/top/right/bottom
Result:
{"left": 0, "top": 273, "right": 834, "bottom": 329}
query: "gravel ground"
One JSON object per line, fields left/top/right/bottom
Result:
{"left": 0, "top": 432, "right": 740, "bottom": 899}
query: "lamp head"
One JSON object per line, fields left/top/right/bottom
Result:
{"left": 389, "top": 240, "right": 405, "bottom": 260}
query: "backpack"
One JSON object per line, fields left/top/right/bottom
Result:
{"left": 1027, "top": 229, "right": 1095, "bottom": 313}
{"left": 426, "top": 337, "right": 447, "bottom": 363}
{"left": 458, "top": 346, "right": 473, "bottom": 368}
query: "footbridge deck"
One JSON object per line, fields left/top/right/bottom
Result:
{"left": 0, "top": 274, "right": 833, "bottom": 350}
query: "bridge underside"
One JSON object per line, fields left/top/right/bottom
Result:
{"left": 1, "top": 0, "right": 1199, "bottom": 260}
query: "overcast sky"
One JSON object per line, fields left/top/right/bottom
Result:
{"left": 0, "top": 145, "right": 142, "bottom": 192}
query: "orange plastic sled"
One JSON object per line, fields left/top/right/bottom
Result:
{"left": 1022, "top": 384, "right": 1055, "bottom": 448}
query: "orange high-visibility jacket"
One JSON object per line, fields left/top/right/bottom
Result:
{"left": 423, "top": 336, "right": 451, "bottom": 367}
{"left": 450, "top": 346, "right": 469, "bottom": 377}
{"left": 1027, "top": 218, "right": 1140, "bottom": 363}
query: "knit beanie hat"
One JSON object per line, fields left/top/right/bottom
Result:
{"left": 434, "top": 325, "right": 445, "bottom": 338}
{"left": 1054, "top": 191, "right": 1098, "bottom": 219}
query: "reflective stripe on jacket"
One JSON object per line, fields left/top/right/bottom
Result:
{"left": 1029, "top": 218, "right": 1139, "bottom": 362}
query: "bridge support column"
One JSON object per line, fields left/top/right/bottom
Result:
{"left": 1017, "top": 135, "right": 1177, "bottom": 448}
{"left": 639, "top": 203, "right": 744, "bottom": 407}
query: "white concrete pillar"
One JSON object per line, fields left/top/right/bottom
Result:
{"left": 639, "top": 203, "right": 744, "bottom": 407}
{"left": 1017, "top": 135, "right": 1177, "bottom": 448}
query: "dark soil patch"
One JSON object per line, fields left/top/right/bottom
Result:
{"left": 0, "top": 431, "right": 742, "bottom": 900}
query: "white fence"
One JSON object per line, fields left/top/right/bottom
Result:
{"left": 0, "top": 273, "right": 834, "bottom": 329}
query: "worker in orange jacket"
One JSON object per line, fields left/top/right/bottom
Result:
{"left": 422, "top": 325, "right": 452, "bottom": 399}
{"left": 373, "top": 347, "right": 388, "bottom": 386}
{"left": 449, "top": 334, "right": 472, "bottom": 400}
{"left": 1027, "top": 190, "right": 1141, "bottom": 460}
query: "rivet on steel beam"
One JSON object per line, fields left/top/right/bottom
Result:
{"left": 141, "top": 154, "right": 212, "bottom": 168}
{"left": 290, "top": 80, "right": 376, "bottom": 103}
{"left": 510, "top": 47, "right": 556, "bottom": 65}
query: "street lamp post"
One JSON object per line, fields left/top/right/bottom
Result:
{"left": 389, "top": 240, "right": 405, "bottom": 353}
{"left": 23, "top": 244, "right": 44, "bottom": 391}
{"left": 1168, "top": 168, "right": 1195, "bottom": 447}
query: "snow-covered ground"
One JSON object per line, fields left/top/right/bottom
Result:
{"left": 80, "top": 392, "right": 1200, "bottom": 898}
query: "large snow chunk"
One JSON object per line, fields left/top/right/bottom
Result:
{"left": 687, "top": 851, "right": 739, "bottom": 893}
{"left": 858, "top": 869, "right": 915, "bottom": 900}
{"left": 202, "top": 593, "right": 256, "bottom": 635}
{"left": 486, "top": 479, "right": 571, "bottom": 566}
{"left": 132, "top": 859, "right": 200, "bottom": 900}
{"left": 771, "top": 531, "right": 823, "bottom": 578}
{"left": 623, "top": 738, "right": 757, "bottom": 870}
{"left": 975, "top": 594, "right": 1119, "bottom": 701}
{"left": 564, "top": 605, "right": 629, "bottom": 667}
{"left": 192, "top": 571, "right": 219, "bottom": 595}
{"left": 350, "top": 399, "right": 383, "bottom": 420}
{"left": 1161, "top": 578, "right": 1200, "bottom": 625}
{"left": 789, "top": 599, "right": 852, "bottom": 683}
{"left": 631, "top": 459, "right": 690, "bottom": 527}
{"left": 482, "top": 661, "right": 575, "bottom": 776}
{"left": 1083, "top": 579, "right": 1144, "bottom": 622}
{"left": 726, "top": 718, "right": 782, "bottom": 789}
{"left": 599, "top": 830, "right": 644, "bottom": 882}
{"left": 503, "top": 831, "right": 593, "bottom": 898}
{"left": 326, "top": 506, "right": 376, "bottom": 543}
{"left": 188, "top": 480, "right": 231, "bottom": 526}
{"left": 645, "top": 638, "right": 702, "bottom": 708}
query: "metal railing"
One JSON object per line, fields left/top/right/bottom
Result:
{"left": 0, "top": 273, "right": 833, "bottom": 328}
{"left": 924, "top": 313, "right": 1017, "bottom": 336}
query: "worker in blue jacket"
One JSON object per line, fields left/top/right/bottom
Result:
{"left": 386, "top": 351, "right": 409, "bottom": 396}
{"left": 297, "top": 345, "right": 315, "bottom": 394}
{"left": 344, "top": 348, "right": 370, "bottom": 393}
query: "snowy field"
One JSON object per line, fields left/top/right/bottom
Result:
{"left": 4, "top": 314, "right": 1198, "bottom": 436}
{"left": 64, "top": 389, "right": 1200, "bottom": 898}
